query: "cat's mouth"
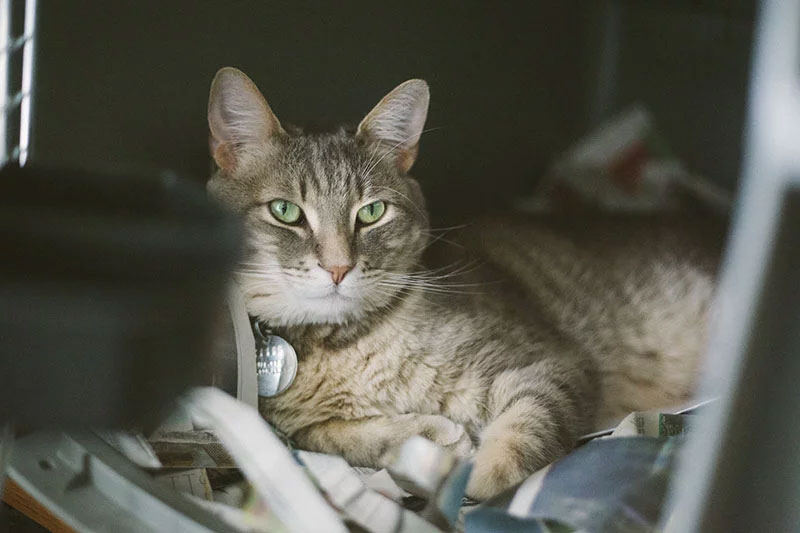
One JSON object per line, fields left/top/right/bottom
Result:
{"left": 315, "top": 287, "right": 354, "bottom": 301}
{"left": 239, "top": 268, "right": 390, "bottom": 325}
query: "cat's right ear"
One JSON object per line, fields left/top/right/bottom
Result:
{"left": 208, "top": 67, "right": 284, "bottom": 171}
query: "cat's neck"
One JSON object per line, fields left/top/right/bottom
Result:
{"left": 267, "top": 287, "right": 427, "bottom": 355}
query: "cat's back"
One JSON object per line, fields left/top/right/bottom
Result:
{"left": 475, "top": 213, "right": 724, "bottom": 304}
{"left": 437, "top": 212, "right": 726, "bottom": 423}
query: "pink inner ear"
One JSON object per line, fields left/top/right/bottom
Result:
{"left": 396, "top": 144, "right": 419, "bottom": 173}
{"left": 209, "top": 133, "right": 221, "bottom": 157}
{"left": 212, "top": 140, "right": 238, "bottom": 171}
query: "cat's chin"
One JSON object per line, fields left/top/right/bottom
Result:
{"left": 246, "top": 292, "right": 369, "bottom": 328}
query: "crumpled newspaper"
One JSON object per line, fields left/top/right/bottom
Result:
{"left": 296, "top": 436, "right": 473, "bottom": 533}
{"left": 101, "top": 392, "right": 471, "bottom": 533}
{"left": 99, "top": 391, "right": 716, "bottom": 533}
{"left": 465, "top": 437, "right": 679, "bottom": 533}
{"left": 463, "top": 399, "right": 716, "bottom": 533}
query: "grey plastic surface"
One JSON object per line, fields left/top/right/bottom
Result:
{"left": 7, "top": 431, "right": 231, "bottom": 532}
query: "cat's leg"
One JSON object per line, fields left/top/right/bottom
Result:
{"left": 466, "top": 357, "right": 596, "bottom": 500}
{"left": 293, "top": 413, "right": 475, "bottom": 468}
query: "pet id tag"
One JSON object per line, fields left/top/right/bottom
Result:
{"left": 253, "top": 321, "right": 297, "bottom": 397}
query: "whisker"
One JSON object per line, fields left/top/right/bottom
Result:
{"left": 422, "top": 224, "right": 470, "bottom": 233}
{"left": 377, "top": 281, "right": 485, "bottom": 296}
{"left": 385, "top": 261, "right": 482, "bottom": 281}
{"left": 412, "top": 233, "right": 464, "bottom": 253}
{"left": 360, "top": 126, "right": 444, "bottom": 181}
{"left": 370, "top": 185, "right": 429, "bottom": 222}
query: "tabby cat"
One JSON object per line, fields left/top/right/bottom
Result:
{"left": 206, "top": 67, "right": 722, "bottom": 500}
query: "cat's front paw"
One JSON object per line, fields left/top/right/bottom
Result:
{"left": 417, "top": 415, "right": 475, "bottom": 458}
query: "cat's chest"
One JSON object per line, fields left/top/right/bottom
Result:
{"left": 260, "top": 329, "right": 439, "bottom": 432}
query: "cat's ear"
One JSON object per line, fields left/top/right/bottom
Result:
{"left": 208, "top": 67, "right": 284, "bottom": 171}
{"left": 357, "top": 79, "right": 429, "bottom": 173}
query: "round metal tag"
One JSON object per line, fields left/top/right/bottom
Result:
{"left": 253, "top": 322, "right": 298, "bottom": 397}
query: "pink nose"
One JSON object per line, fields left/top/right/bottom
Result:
{"left": 323, "top": 264, "right": 352, "bottom": 285}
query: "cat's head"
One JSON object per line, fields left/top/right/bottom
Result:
{"left": 207, "top": 67, "right": 431, "bottom": 326}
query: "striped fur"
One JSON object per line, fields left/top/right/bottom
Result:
{"left": 207, "top": 68, "right": 723, "bottom": 500}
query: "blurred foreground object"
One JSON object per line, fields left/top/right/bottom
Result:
{"left": 56, "top": 389, "right": 473, "bottom": 533}
{"left": 519, "top": 105, "right": 731, "bottom": 215}
{"left": 666, "top": 1, "right": 800, "bottom": 531}
{"left": 183, "top": 387, "right": 347, "bottom": 532}
{"left": 0, "top": 164, "right": 241, "bottom": 427}
{"left": 298, "top": 436, "right": 472, "bottom": 532}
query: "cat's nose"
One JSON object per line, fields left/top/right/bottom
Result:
{"left": 321, "top": 264, "right": 353, "bottom": 285}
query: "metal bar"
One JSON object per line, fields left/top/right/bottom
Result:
{"left": 0, "top": 34, "right": 30, "bottom": 56}
{"left": 0, "top": 0, "right": 10, "bottom": 166}
{"left": 664, "top": 0, "right": 800, "bottom": 530}
{"left": 1, "top": 0, "right": 26, "bottom": 168}
{"left": 1, "top": 90, "right": 27, "bottom": 114}
{"left": 18, "top": 0, "right": 38, "bottom": 165}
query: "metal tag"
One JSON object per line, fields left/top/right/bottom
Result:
{"left": 253, "top": 322, "right": 298, "bottom": 397}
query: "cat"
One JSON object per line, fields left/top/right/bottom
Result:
{"left": 206, "top": 67, "right": 723, "bottom": 500}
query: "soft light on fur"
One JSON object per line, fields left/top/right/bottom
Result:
{"left": 207, "top": 67, "right": 723, "bottom": 500}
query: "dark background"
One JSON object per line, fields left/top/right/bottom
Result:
{"left": 28, "top": 1, "right": 755, "bottom": 217}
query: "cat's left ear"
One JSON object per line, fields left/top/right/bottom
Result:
{"left": 357, "top": 79, "right": 429, "bottom": 173}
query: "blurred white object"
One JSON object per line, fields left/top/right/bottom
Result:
{"left": 297, "top": 450, "right": 445, "bottom": 533}
{"left": 519, "top": 105, "right": 731, "bottom": 214}
{"left": 184, "top": 387, "right": 347, "bottom": 533}
{"left": 384, "top": 435, "right": 457, "bottom": 499}
{"left": 97, "top": 430, "right": 162, "bottom": 469}
{"left": 228, "top": 284, "right": 259, "bottom": 407}
{"left": 364, "top": 469, "right": 409, "bottom": 501}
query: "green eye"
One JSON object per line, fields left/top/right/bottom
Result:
{"left": 357, "top": 200, "right": 386, "bottom": 225}
{"left": 269, "top": 199, "right": 303, "bottom": 224}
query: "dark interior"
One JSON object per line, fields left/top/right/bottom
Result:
{"left": 29, "top": 1, "right": 754, "bottom": 217}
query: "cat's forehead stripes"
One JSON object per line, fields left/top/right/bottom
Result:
{"left": 285, "top": 133, "right": 378, "bottom": 206}
{"left": 299, "top": 173, "right": 307, "bottom": 202}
